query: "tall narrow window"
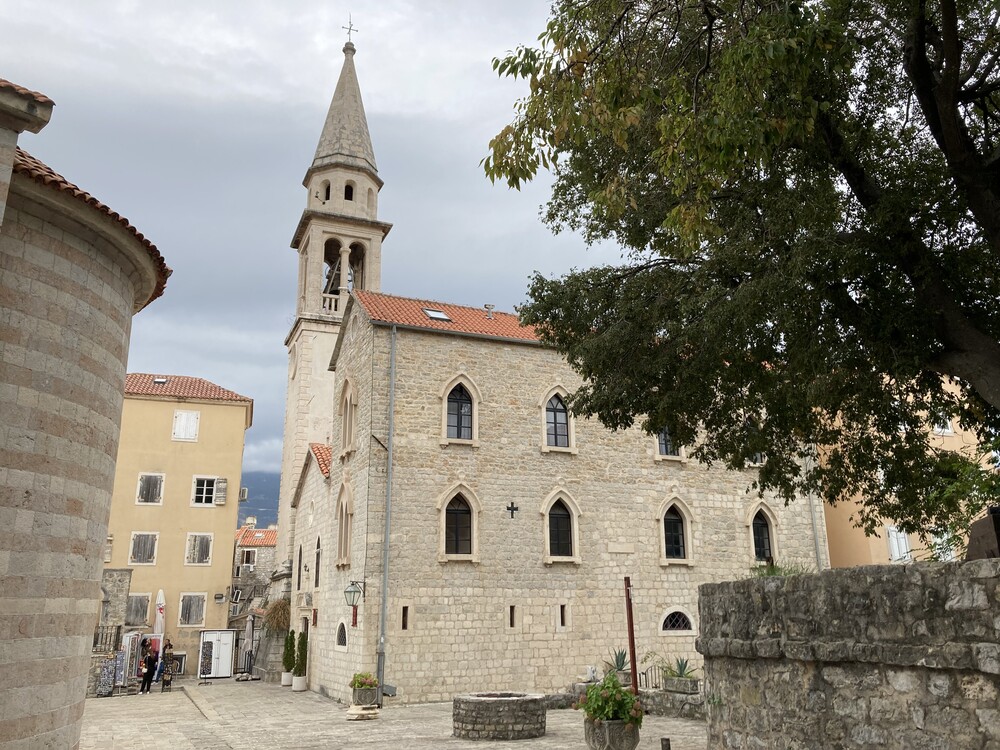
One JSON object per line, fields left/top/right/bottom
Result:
{"left": 548, "top": 500, "right": 573, "bottom": 556}
{"left": 401, "top": 606, "right": 409, "bottom": 631}
{"left": 345, "top": 183, "right": 354, "bottom": 201}
{"left": 664, "top": 507, "right": 686, "bottom": 559}
{"left": 546, "top": 395, "right": 570, "bottom": 447}
{"left": 509, "top": 605, "right": 516, "bottom": 628}
{"left": 314, "top": 538, "right": 321, "bottom": 587}
{"left": 752, "top": 511, "right": 772, "bottom": 562}
{"left": 297, "top": 545, "right": 303, "bottom": 590}
{"left": 340, "top": 383, "right": 356, "bottom": 455}
{"left": 445, "top": 495, "right": 472, "bottom": 555}
{"left": 447, "top": 384, "right": 473, "bottom": 440}
{"left": 336, "top": 485, "right": 353, "bottom": 566}
{"left": 657, "top": 429, "right": 680, "bottom": 457}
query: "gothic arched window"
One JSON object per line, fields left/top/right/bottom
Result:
{"left": 445, "top": 495, "right": 472, "bottom": 555}
{"left": 447, "top": 384, "right": 473, "bottom": 440}
{"left": 548, "top": 500, "right": 573, "bottom": 557}
{"left": 752, "top": 510, "right": 772, "bottom": 562}
{"left": 546, "top": 395, "right": 570, "bottom": 448}
{"left": 663, "top": 507, "right": 686, "bottom": 559}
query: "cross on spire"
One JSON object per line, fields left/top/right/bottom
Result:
{"left": 342, "top": 14, "right": 358, "bottom": 42}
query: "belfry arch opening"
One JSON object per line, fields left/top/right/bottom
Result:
{"left": 322, "top": 239, "right": 367, "bottom": 300}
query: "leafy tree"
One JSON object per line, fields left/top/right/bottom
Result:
{"left": 294, "top": 630, "right": 308, "bottom": 677}
{"left": 485, "top": 0, "right": 1000, "bottom": 537}
{"left": 283, "top": 630, "right": 296, "bottom": 674}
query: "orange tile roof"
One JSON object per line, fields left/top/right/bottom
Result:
{"left": 354, "top": 291, "right": 539, "bottom": 342}
{"left": 234, "top": 527, "right": 278, "bottom": 547}
{"left": 0, "top": 78, "right": 54, "bottom": 105}
{"left": 309, "top": 443, "right": 333, "bottom": 478}
{"left": 125, "top": 373, "right": 252, "bottom": 403}
{"left": 13, "top": 148, "right": 170, "bottom": 308}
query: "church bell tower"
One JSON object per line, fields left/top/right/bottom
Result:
{"left": 277, "top": 41, "right": 392, "bottom": 563}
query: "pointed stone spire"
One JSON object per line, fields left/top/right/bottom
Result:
{"left": 309, "top": 42, "right": 377, "bottom": 181}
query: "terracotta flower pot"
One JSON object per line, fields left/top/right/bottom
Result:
{"left": 280, "top": 671, "right": 293, "bottom": 687}
{"left": 584, "top": 717, "right": 640, "bottom": 750}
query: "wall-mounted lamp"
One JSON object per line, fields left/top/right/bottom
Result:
{"left": 344, "top": 581, "right": 365, "bottom": 627}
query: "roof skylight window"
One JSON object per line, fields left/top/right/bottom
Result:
{"left": 422, "top": 308, "right": 451, "bottom": 322}
{"left": 153, "top": 377, "right": 168, "bottom": 384}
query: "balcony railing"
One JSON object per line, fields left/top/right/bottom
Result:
{"left": 322, "top": 294, "right": 340, "bottom": 313}
{"left": 92, "top": 624, "right": 122, "bottom": 653}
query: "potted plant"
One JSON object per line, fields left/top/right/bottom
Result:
{"left": 662, "top": 657, "right": 700, "bottom": 695}
{"left": 291, "top": 631, "right": 308, "bottom": 692}
{"left": 281, "top": 630, "right": 295, "bottom": 687}
{"left": 604, "top": 647, "right": 631, "bottom": 686}
{"left": 349, "top": 671, "right": 378, "bottom": 707}
{"left": 573, "top": 671, "right": 643, "bottom": 750}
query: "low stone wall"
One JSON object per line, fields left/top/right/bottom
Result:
{"left": 453, "top": 693, "right": 546, "bottom": 740}
{"left": 698, "top": 559, "right": 1000, "bottom": 749}
{"left": 640, "top": 678, "right": 705, "bottom": 720}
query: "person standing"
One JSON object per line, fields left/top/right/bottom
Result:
{"left": 138, "top": 650, "right": 157, "bottom": 695}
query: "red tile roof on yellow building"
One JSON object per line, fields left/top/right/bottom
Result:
{"left": 309, "top": 443, "right": 333, "bottom": 478}
{"left": 234, "top": 527, "right": 278, "bottom": 547}
{"left": 13, "top": 148, "right": 170, "bottom": 307}
{"left": 0, "top": 78, "right": 54, "bottom": 105}
{"left": 353, "top": 290, "right": 539, "bottom": 342}
{"left": 126, "top": 373, "right": 253, "bottom": 404}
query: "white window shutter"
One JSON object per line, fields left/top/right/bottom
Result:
{"left": 215, "top": 478, "right": 227, "bottom": 505}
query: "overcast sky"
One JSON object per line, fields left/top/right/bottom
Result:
{"left": 4, "top": 1, "right": 620, "bottom": 472}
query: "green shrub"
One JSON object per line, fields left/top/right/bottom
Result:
{"left": 282, "top": 630, "right": 295, "bottom": 673}
{"left": 349, "top": 672, "right": 378, "bottom": 688}
{"left": 294, "top": 631, "right": 308, "bottom": 677}
{"left": 573, "top": 671, "right": 643, "bottom": 729}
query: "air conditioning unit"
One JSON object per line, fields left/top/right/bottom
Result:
{"left": 239, "top": 487, "right": 249, "bottom": 501}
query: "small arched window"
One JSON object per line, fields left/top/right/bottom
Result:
{"left": 322, "top": 180, "right": 331, "bottom": 201}
{"left": 548, "top": 500, "right": 573, "bottom": 556}
{"left": 314, "top": 538, "right": 321, "bottom": 588}
{"left": 662, "top": 611, "right": 693, "bottom": 631}
{"left": 447, "top": 384, "right": 473, "bottom": 440}
{"left": 445, "top": 495, "right": 472, "bottom": 555}
{"left": 296, "top": 545, "right": 303, "bottom": 591}
{"left": 337, "top": 622, "right": 347, "bottom": 646}
{"left": 752, "top": 510, "right": 772, "bottom": 562}
{"left": 546, "top": 395, "right": 570, "bottom": 447}
{"left": 345, "top": 183, "right": 354, "bottom": 201}
{"left": 663, "top": 507, "right": 686, "bottom": 559}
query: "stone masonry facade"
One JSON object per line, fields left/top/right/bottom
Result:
{"left": 287, "top": 299, "right": 829, "bottom": 704}
{"left": 698, "top": 559, "right": 1000, "bottom": 749}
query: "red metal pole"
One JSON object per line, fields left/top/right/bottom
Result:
{"left": 624, "top": 576, "right": 639, "bottom": 695}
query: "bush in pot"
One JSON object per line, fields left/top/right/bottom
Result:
{"left": 291, "top": 631, "right": 308, "bottom": 692}
{"left": 349, "top": 671, "right": 378, "bottom": 707}
{"left": 280, "top": 630, "right": 295, "bottom": 687}
{"left": 573, "top": 671, "right": 643, "bottom": 750}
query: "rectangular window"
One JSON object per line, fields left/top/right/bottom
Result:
{"left": 240, "top": 549, "right": 257, "bottom": 566}
{"left": 886, "top": 526, "right": 912, "bottom": 562}
{"left": 657, "top": 429, "right": 680, "bottom": 457}
{"left": 559, "top": 604, "right": 567, "bottom": 628}
{"left": 185, "top": 533, "right": 213, "bottom": 565}
{"left": 934, "top": 419, "right": 953, "bottom": 435}
{"left": 136, "top": 473, "right": 164, "bottom": 504}
{"left": 129, "top": 533, "right": 158, "bottom": 565}
{"left": 178, "top": 593, "right": 206, "bottom": 626}
{"left": 401, "top": 606, "right": 409, "bottom": 631}
{"left": 172, "top": 409, "right": 200, "bottom": 441}
{"left": 125, "top": 594, "right": 149, "bottom": 626}
{"left": 192, "top": 477, "right": 216, "bottom": 505}
{"left": 508, "top": 605, "right": 516, "bottom": 628}
{"left": 104, "top": 535, "right": 113, "bottom": 563}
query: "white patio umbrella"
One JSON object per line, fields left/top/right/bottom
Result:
{"left": 241, "top": 614, "right": 254, "bottom": 673}
{"left": 153, "top": 589, "right": 165, "bottom": 637}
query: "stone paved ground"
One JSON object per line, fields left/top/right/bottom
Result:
{"left": 79, "top": 678, "right": 708, "bottom": 749}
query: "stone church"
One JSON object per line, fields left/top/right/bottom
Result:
{"left": 276, "top": 42, "right": 829, "bottom": 704}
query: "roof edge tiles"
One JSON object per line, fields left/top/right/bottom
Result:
{"left": 125, "top": 373, "right": 253, "bottom": 403}
{"left": 353, "top": 290, "right": 539, "bottom": 343}
{"left": 309, "top": 443, "right": 333, "bottom": 478}
{"left": 13, "top": 148, "right": 171, "bottom": 307}
{"left": 0, "top": 78, "right": 54, "bottom": 106}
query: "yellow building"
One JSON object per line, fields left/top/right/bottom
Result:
{"left": 105, "top": 373, "right": 253, "bottom": 667}
{"left": 824, "top": 417, "right": 975, "bottom": 566}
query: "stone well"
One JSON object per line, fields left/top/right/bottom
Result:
{"left": 452, "top": 692, "right": 546, "bottom": 740}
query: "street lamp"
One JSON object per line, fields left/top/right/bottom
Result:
{"left": 344, "top": 581, "right": 365, "bottom": 627}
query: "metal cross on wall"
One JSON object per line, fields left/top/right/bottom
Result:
{"left": 506, "top": 502, "right": 519, "bottom": 518}
{"left": 342, "top": 14, "right": 358, "bottom": 42}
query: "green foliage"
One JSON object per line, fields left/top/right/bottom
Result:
{"left": 604, "top": 647, "right": 629, "bottom": 672}
{"left": 749, "top": 561, "right": 815, "bottom": 578}
{"left": 487, "top": 0, "right": 1000, "bottom": 537}
{"left": 665, "top": 657, "right": 698, "bottom": 679}
{"left": 349, "top": 672, "right": 378, "bottom": 689}
{"left": 282, "top": 630, "right": 295, "bottom": 673}
{"left": 573, "top": 671, "right": 643, "bottom": 729}
{"left": 294, "top": 631, "right": 308, "bottom": 677}
{"left": 263, "top": 597, "right": 290, "bottom": 633}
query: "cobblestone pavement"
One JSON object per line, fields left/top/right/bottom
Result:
{"left": 80, "top": 678, "right": 708, "bottom": 749}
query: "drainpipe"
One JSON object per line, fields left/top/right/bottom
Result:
{"left": 806, "top": 448, "right": 826, "bottom": 569}
{"left": 375, "top": 325, "right": 396, "bottom": 706}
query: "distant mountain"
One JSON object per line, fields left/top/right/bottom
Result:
{"left": 239, "top": 470, "right": 280, "bottom": 528}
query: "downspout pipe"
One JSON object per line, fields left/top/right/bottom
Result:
{"left": 375, "top": 324, "right": 396, "bottom": 706}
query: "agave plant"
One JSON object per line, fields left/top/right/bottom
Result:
{"left": 605, "top": 647, "right": 629, "bottom": 673}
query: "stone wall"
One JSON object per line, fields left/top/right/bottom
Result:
{"left": 99, "top": 568, "right": 132, "bottom": 626}
{"left": 698, "top": 560, "right": 1000, "bottom": 749}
